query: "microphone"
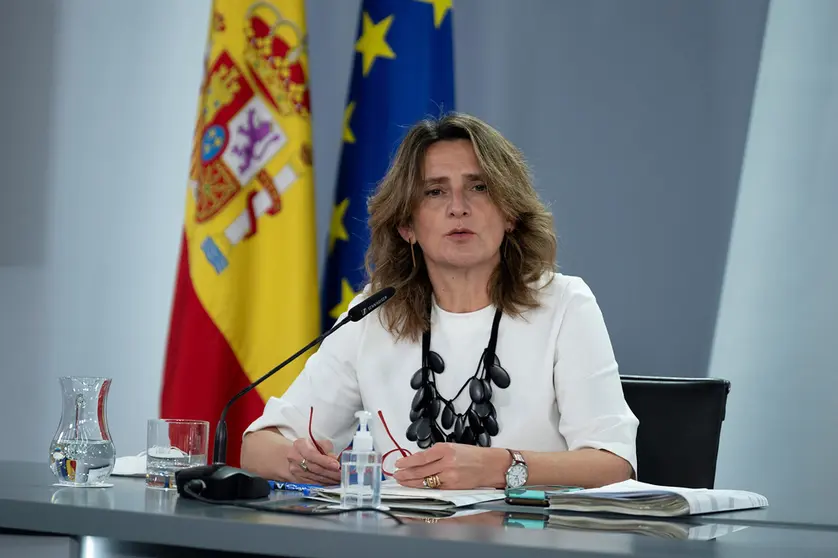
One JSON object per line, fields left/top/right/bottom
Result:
{"left": 347, "top": 286, "right": 394, "bottom": 321}
{"left": 175, "top": 286, "right": 396, "bottom": 502}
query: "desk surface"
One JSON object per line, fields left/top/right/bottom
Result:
{"left": 0, "top": 461, "right": 836, "bottom": 558}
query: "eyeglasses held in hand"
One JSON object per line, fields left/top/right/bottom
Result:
{"left": 307, "top": 407, "right": 412, "bottom": 477}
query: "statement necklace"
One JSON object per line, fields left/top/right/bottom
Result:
{"left": 406, "top": 307, "right": 511, "bottom": 448}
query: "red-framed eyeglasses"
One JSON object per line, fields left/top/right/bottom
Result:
{"left": 307, "top": 407, "right": 412, "bottom": 477}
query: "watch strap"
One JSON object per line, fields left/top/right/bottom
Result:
{"left": 507, "top": 449, "right": 526, "bottom": 465}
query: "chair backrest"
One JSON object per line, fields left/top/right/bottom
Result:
{"left": 620, "top": 375, "right": 731, "bottom": 489}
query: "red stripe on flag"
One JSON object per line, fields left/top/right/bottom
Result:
{"left": 160, "top": 232, "right": 264, "bottom": 468}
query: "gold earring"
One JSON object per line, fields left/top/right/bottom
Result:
{"left": 410, "top": 240, "right": 416, "bottom": 268}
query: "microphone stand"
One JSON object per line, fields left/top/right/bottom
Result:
{"left": 213, "top": 315, "right": 350, "bottom": 464}
{"left": 174, "top": 286, "right": 394, "bottom": 501}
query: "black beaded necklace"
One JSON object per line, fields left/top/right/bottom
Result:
{"left": 406, "top": 307, "right": 511, "bottom": 448}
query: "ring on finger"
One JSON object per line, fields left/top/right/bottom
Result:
{"left": 300, "top": 458, "right": 308, "bottom": 472}
{"left": 423, "top": 474, "right": 441, "bottom": 489}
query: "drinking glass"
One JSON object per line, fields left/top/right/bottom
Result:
{"left": 146, "top": 419, "right": 209, "bottom": 489}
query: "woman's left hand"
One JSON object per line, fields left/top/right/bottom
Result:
{"left": 393, "top": 443, "right": 507, "bottom": 489}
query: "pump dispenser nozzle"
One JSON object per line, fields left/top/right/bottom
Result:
{"left": 352, "top": 410, "right": 374, "bottom": 452}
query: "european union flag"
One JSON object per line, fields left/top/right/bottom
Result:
{"left": 321, "top": 0, "right": 455, "bottom": 331}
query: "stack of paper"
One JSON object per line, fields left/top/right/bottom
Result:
{"left": 307, "top": 480, "right": 505, "bottom": 512}
{"left": 545, "top": 479, "right": 768, "bottom": 517}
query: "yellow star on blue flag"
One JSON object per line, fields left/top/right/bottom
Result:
{"left": 321, "top": 0, "right": 455, "bottom": 331}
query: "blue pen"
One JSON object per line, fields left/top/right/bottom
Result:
{"left": 268, "top": 481, "right": 321, "bottom": 496}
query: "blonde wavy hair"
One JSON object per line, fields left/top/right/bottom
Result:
{"left": 365, "top": 112, "right": 557, "bottom": 342}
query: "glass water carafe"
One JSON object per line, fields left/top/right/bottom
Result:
{"left": 49, "top": 377, "right": 116, "bottom": 486}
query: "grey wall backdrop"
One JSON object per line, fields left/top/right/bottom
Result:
{"left": 0, "top": 0, "right": 57, "bottom": 461}
{"left": 708, "top": 0, "right": 838, "bottom": 515}
{"left": 0, "top": 0, "right": 208, "bottom": 460}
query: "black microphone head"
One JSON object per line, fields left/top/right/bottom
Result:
{"left": 348, "top": 286, "right": 396, "bottom": 322}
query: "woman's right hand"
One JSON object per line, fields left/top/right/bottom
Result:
{"left": 286, "top": 438, "right": 341, "bottom": 485}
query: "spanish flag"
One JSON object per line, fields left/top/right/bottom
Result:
{"left": 160, "top": 1, "right": 318, "bottom": 467}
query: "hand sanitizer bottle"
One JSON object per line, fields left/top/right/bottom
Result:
{"left": 340, "top": 410, "right": 382, "bottom": 509}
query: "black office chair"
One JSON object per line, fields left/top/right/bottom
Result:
{"left": 620, "top": 375, "right": 731, "bottom": 489}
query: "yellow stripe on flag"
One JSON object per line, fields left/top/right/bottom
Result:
{"left": 184, "top": 0, "right": 319, "bottom": 401}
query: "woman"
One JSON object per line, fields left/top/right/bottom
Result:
{"left": 241, "top": 112, "right": 638, "bottom": 490}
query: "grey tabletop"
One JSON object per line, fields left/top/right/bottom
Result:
{"left": 0, "top": 461, "right": 837, "bottom": 558}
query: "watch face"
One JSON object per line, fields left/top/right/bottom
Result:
{"left": 506, "top": 463, "right": 528, "bottom": 488}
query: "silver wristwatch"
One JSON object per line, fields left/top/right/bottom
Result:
{"left": 505, "top": 449, "right": 529, "bottom": 488}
